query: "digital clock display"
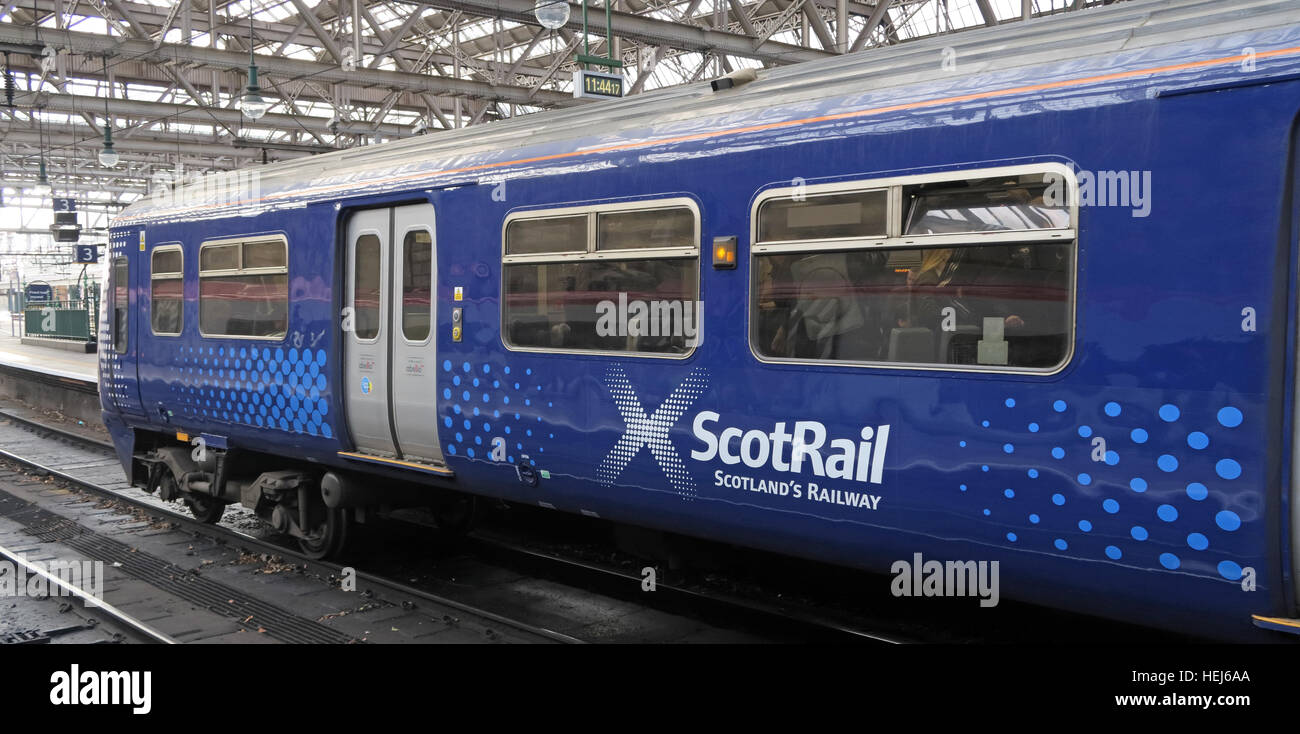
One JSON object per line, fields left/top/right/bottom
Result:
{"left": 573, "top": 71, "right": 625, "bottom": 100}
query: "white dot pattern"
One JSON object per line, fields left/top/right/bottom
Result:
{"left": 99, "top": 231, "right": 133, "bottom": 407}
{"left": 598, "top": 363, "right": 709, "bottom": 501}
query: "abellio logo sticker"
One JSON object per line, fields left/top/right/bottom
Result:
{"left": 599, "top": 364, "right": 890, "bottom": 510}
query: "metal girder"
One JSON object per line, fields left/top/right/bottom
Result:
{"left": 726, "top": 0, "right": 760, "bottom": 36}
{"left": 0, "top": 177, "right": 147, "bottom": 194}
{"left": 799, "top": 1, "right": 837, "bottom": 52}
{"left": 4, "top": 53, "right": 467, "bottom": 120}
{"left": 3, "top": 162, "right": 226, "bottom": 185}
{"left": 402, "top": 0, "right": 833, "bottom": 64}
{"left": 1, "top": 127, "right": 314, "bottom": 159}
{"left": 354, "top": 0, "right": 464, "bottom": 128}
{"left": 524, "top": 34, "right": 582, "bottom": 101}
{"left": 0, "top": 23, "right": 582, "bottom": 107}
{"left": 286, "top": 0, "right": 348, "bottom": 64}
{"left": 849, "top": 0, "right": 893, "bottom": 52}
{"left": 630, "top": 46, "right": 667, "bottom": 94}
{"left": 16, "top": 90, "right": 412, "bottom": 138}
{"left": 62, "top": 0, "right": 584, "bottom": 89}
{"left": 103, "top": 0, "right": 242, "bottom": 138}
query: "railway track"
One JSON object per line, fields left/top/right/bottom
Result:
{"left": 0, "top": 412, "right": 586, "bottom": 644}
{"left": 0, "top": 407, "right": 890, "bottom": 643}
{"left": 0, "top": 400, "right": 1191, "bottom": 644}
{"left": 0, "top": 538, "right": 176, "bottom": 645}
{"left": 1, "top": 407, "right": 905, "bottom": 641}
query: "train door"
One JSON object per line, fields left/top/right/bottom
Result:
{"left": 390, "top": 205, "right": 443, "bottom": 463}
{"left": 343, "top": 204, "right": 443, "bottom": 464}
{"left": 106, "top": 251, "right": 144, "bottom": 417}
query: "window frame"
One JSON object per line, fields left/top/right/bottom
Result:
{"left": 349, "top": 229, "right": 384, "bottom": 345}
{"left": 399, "top": 225, "right": 434, "bottom": 346}
{"left": 196, "top": 234, "right": 289, "bottom": 341}
{"left": 111, "top": 255, "right": 129, "bottom": 354}
{"left": 504, "top": 213, "right": 588, "bottom": 257}
{"left": 500, "top": 196, "right": 702, "bottom": 359}
{"left": 748, "top": 162, "right": 1079, "bottom": 375}
{"left": 755, "top": 186, "right": 893, "bottom": 247}
{"left": 149, "top": 243, "right": 185, "bottom": 337}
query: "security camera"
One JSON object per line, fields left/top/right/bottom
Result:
{"left": 710, "top": 68, "right": 758, "bottom": 92}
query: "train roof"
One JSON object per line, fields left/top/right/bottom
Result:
{"left": 115, "top": 0, "right": 1300, "bottom": 227}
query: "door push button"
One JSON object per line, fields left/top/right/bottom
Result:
{"left": 452, "top": 308, "right": 463, "bottom": 342}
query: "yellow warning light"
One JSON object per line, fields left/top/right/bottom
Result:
{"left": 176, "top": 432, "right": 189, "bottom": 442}
{"left": 712, "top": 236, "right": 737, "bottom": 270}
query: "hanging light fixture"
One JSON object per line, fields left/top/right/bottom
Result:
{"left": 98, "top": 57, "right": 120, "bottom": 167}
{"left": 534, "top": 0, "right": 570, "bottom": 29}
{"left": 238, "top": 15, "right": 270, "bottom": 120}
{"left": 99, "top": 124, "right": 119, "bottom": 167}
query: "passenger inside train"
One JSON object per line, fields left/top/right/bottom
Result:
{"left": 754, "top": 175, "right": 1072, "bottom": 369}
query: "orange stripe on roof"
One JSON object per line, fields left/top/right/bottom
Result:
{"left": 121, "top": 44, "right": 1300, "bottom": 223}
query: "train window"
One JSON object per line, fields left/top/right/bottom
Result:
{"left": 505, "top": 215, "right": 587, "bottom": 255}
{"left": 757, "top": 189, "right": 888, "bottom": 243}
{"left": 150, "top": 246, "right": 184, "bottom": 336}
{"left": 597, "top": 207, "right": 695, "bottom": 251}
{"left": 243, "top": 240, "right": 288, "bottom": 269}
{"left": 112, "top": 256, "right": 128, "bottom": 354}
{"left": 752, "top": 167, "right": 1076, "bottom": 372}
{"left": 200, "top": 243, "right": 239, "bottom": 271}
{"left": 504, "top": 259, "right": 698, "bottom": 354}
{"left": 502, "top": 199, "right": 700, "bottom": 356}
{"left": 353, "top": 234, "right": 381, "bottom": 341}
{"left": 402, "top": 230, "right": 433, "bottom": 342}
{"left": 198, "top": 237, "right": 289, "bottom": 339}
{"left": 904, "top": 175, "right": 1070, "bottom": 234}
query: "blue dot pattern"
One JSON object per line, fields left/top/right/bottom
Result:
{"left": 955, "top": 395, "right": 1250, "bottom": 582}
{"left": 170, "top": 345, "right": 333, "bottom": 438}
{"left": 440, "top": 359, "right": 551, "bottom": 467}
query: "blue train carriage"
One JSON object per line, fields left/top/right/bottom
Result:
{"left": 99, "top": 0, "right": 1300, "bottom": 640}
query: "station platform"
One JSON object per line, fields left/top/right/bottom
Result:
{"left": 0, "top": 318, "right": 97, "bottom": 384}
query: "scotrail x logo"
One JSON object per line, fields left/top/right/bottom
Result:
{"left": 598, "top": 364, "right": 709, "bottom": 501}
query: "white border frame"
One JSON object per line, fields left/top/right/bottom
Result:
{"left": 748, "top": 162, "right": 1079, "bottom": 376}
{"left": 197, "top": 234, "right": 290, "bottom": 341}
{"left": 148, "top": 243, "right": 184, "bottom": 337}
{"left": 500, "top": 196, "right": 702, "bottom": 360}
{"left": 397, "top": 225, "right": 435, "bottom": 346}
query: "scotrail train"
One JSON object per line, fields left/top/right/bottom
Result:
{"left": 99, "top": 0, "right": 1300, "bottom": 640}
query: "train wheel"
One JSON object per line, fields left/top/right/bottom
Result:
{"left": 185, "top": 494, "right": 226, "bottom": 524}
{"left": 299, "top": 506, "right": 351, "bottom": 560}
